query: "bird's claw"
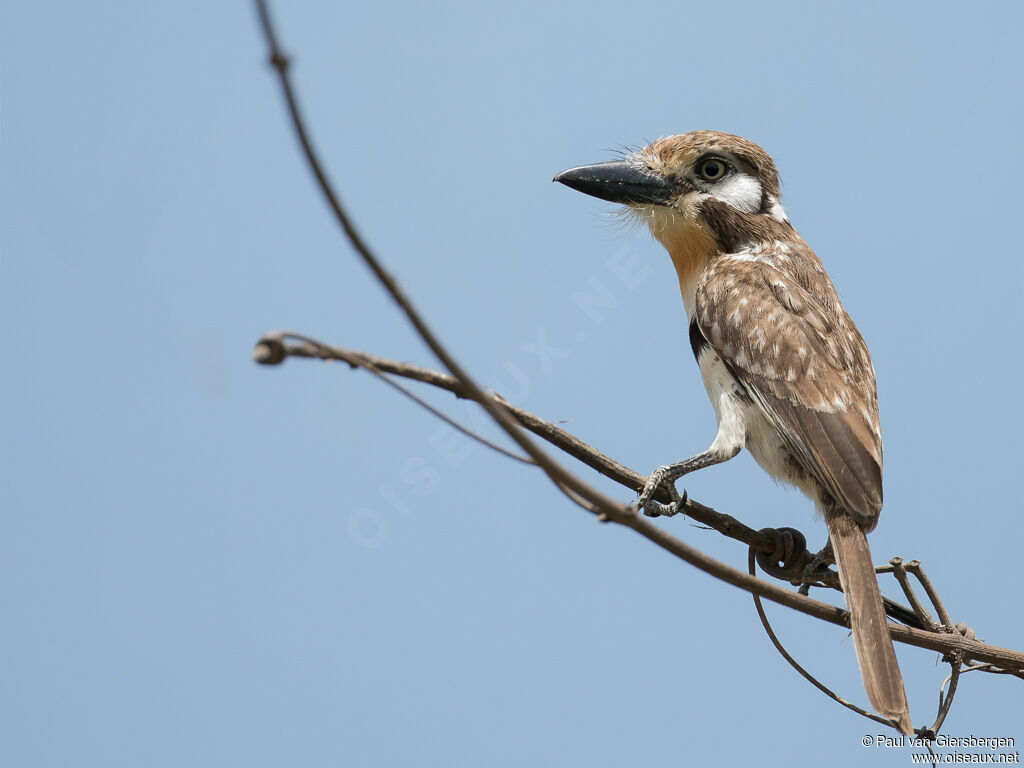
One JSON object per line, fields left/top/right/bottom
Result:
{"left": 635, "top": 466, "right": 687, "bottom": 518}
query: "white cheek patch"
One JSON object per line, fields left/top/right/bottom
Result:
{"left": 710, "top": 173, "right": 762, "bottom": 213}
{"left": 767, "top": 195, "right": 789, "bottom": 222}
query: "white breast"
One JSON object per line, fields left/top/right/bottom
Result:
{"left": 697, "top": 347, "right": 749, "bottom": 456}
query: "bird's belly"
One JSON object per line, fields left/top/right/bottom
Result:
{"left": 744, "top": 414, "right": 803, "bottom": 486}
{"left": 698, "top": 348, "right": 816, "bottom": 498}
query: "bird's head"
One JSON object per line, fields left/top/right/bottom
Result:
{"left": 555, "top": 130, "right": 791, "bottom": 253}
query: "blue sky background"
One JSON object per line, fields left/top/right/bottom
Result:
{"left": 2, "top": 2, "right": 1022, "bottom": 766}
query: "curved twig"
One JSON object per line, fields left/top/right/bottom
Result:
{"left": 251, "top": 1, "right": 1024, "bottom": 733}
{"left": 253, "top": 333, "right": 773, "bottom": 550}
{"left": 252, "top": 0, "right": 623, "bottom": 520}
{"left": 252, "top": 335, "right": 1024, "bottom": 675}
{"left": 255, "top": 332, "right": 533, "bottom": 465}
{"left": 748, "top": 549, "right": 895, "bottom": 730}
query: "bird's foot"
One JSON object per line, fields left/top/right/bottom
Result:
{"left": 635, "top": 466, "right": 688, "bottom": 518}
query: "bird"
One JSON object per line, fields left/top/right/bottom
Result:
{"left": 554, "top": 130, "right": 913, "bottom": 734}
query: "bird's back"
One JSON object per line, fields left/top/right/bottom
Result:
{"left": 695, "top": 238, "right": 884, "bottom": 528}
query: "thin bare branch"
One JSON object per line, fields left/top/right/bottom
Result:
{"left": 254, "top": 333, "right": 774, "bottom": 551}
{"left": 252, "top": 0, "right": 625, "bottom": 521}
{"left": 885, "top": 557, "right": 942, "bottom": 632}
{"left": 905, "top": 560, "right": 955, "bottom": 630}
{"left": 251, "top": 2, "right": 1024, "bottom": 737}
{"left": 252, "top": 333, "right": 1024, "bottom": 673}
{"left": 927, "top": 658, "right": 961, "bottom": 738}
{"left": 747, "top": 549, "right": 896, "bottom": 731}
{"left": 254, "top": 332, "right": 533, "bottom": 465}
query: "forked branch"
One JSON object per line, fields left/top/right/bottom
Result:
{"left": 252, "top": 333, "right": 1024, "bottom": 676}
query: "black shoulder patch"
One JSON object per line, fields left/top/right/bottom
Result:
{"left": 688, "top": 317, "right": 709, "bottom": 361}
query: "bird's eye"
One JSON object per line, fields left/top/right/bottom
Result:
{"left": 697, "top": 158, "right": 728, "bottom": 181}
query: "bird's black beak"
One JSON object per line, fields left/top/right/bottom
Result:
{"left": 553, "top": 160, "right": 674, "bottom": 205}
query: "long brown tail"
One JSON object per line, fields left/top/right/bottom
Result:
{"left": 826, "top": 513, "right": 913, "bottom": 734}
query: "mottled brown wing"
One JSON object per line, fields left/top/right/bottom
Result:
{"left": 695, "top": 257, "right": 883, "bottom": 526}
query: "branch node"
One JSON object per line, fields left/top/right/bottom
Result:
{"left": 253, "top": 334, "right": 287, "bottom": 365}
